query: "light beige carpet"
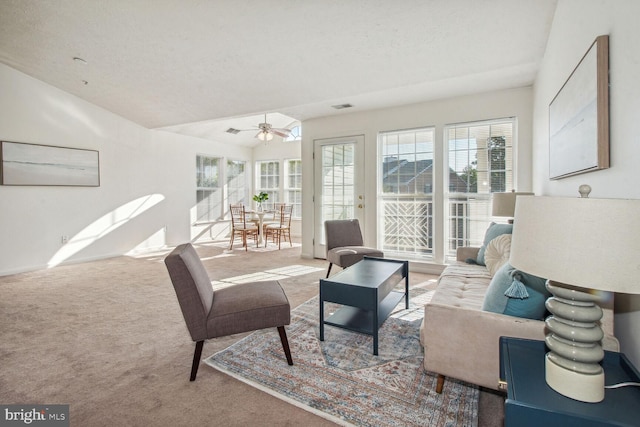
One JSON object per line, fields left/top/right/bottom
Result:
{"left": 0, "top": 240, "right": 504, "bottom": 426}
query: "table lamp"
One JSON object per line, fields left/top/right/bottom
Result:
{"left": 509, "top": 185, "right": 640, "bottom": 403}
{"left": 492, "top": 190, "right": 535, "bottom": 223}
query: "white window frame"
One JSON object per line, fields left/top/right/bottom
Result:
{"left": 255, "top": 160, "right": 280, "bottom": 210}
{"left": 444, "top": 117, "right": 515, "bottom": 258}
{"left": 378, "top": 127, "right": 435, "bottom": 260}
{"left": 226, "top": 159, "right": 248, "bottom": 210}
{"left": 285, "top": 158, "right": 302, "bottom": 219}
{"left": 196, "top": 154, "right": 223, "bottom": 223}
{"left": 376, "top": 117, "right": 516, "bottom": 263}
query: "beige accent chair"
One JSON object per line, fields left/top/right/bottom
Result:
{"left": 324, "top": 219, "right": 384, "bottom": 278}
{"left": 164, "top": 243, "right": 293, "bottom": 381}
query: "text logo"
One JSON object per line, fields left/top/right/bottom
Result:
{"left": 0, "top": 405, "right": 68, "bottom": 427}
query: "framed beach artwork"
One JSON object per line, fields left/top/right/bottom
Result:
{"left": 549, "top": 35, "right": 609, "bottom": 180}
{"left": 0, "top": 141, "right": 100, "bottom": 186}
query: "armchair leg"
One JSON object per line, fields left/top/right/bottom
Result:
{"left": 436, "top": 374, "right": 445, "bottom": 393}
{"left": 190, "top": 340, "right": 204, "bottom": 381}
{"left": 326, "top": 263, "right": 333, "bottom": 278}
{"left": 277, "top": 326, "right": 293, "bottom": 365}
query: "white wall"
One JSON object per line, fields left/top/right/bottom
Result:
{"left": 532, "top": 0, "right": 640, "bottom": 365}
{"left": 300, "top": 87, "right": 534, "bottom": 262}
{"left": 0, "top": 64, "right": 251, "bottom": 275}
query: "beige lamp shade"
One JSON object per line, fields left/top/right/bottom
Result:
{"left": 492, "top": 191, "right": 535, "bottom": 218}
{"left": 510, "top": 195, "right": 640, "bottom": 294}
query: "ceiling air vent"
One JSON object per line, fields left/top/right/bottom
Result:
{"left": 226, "top": 128, "right": 241, "bottom": 134}
{"left": 331, "top": 103, "right": 353, "bottom": 110}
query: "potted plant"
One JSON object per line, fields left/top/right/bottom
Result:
{"left": 253, "top": 191, "right": 269, "bottom": 211}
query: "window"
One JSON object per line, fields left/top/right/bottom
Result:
{"left": 377, "top": 118, "right": 515, "bottom": 262}
{"left": 256, "top": 160, "right": 280, "bottom": 210}
{"left": 379, "top": 127, "right": 435, "bottom": 258}
{"left": 285, "top": 159, "right": 302, "bottom": 218}
{"left": 446, "top": 118, "right": 514, "bottom": 256}
{"left": 196, "top": 155, "right": 222, "bottom": 223}
{"left": 226, "top": 160, "right": 247, "bottom": 208}
{"left": 284, "top": 125, "right": 302, "bottom": 141}
{"left": 322, "top": 143, "right": 356, "bottom": 221}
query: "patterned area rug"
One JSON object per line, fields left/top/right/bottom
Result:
{"left": 204, "top": 289, "right": 479, "bottom": 427}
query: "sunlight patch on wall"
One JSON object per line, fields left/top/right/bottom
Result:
{"left": 48, "top": 194, "right": 165, "bottom": 268}
{"left": 126, "top": 227, "right": 167, "bottom": 255}
{"left": 43, "top": 94, "right": 108, "bottom": 138}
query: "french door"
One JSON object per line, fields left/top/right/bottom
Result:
{"left": 313, "top": 135, "right": 365, "bottom": 258}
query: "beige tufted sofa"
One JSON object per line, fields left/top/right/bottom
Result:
{"left": 419, "top": 246, "right": 619, "bottom": 393}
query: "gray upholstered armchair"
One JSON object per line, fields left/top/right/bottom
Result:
{"left": 164, "top": 243, "right": 293, "bottom": 381}
{"left": 324, "top": 219, "right": 383, "bottom": 278}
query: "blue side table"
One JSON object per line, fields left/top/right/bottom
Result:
{"left": 499, "top": 337, "right": 640, "bottom": 427}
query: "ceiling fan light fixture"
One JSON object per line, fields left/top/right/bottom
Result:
{"left": 257, "top": 131, "right": 273, "bottom": 141}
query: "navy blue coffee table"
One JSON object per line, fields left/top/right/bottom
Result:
{"left": 319, "top": 256, "right": 409, "bottom": 355}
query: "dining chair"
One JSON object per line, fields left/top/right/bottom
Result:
{"left": 229, "top": 204, "right": 258, "bottom": 251}
{"left": 164, "top": 243, "right": 293, "bottom": 381}
{"left": 262, "top": 202, "right": 286, "bottom": 233}
{"left": 264, "top": 204, "right": 293, "bottom": 249}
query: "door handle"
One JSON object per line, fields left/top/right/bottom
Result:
{"left": 358, "top": 204, "right": 363, "bottom": 208}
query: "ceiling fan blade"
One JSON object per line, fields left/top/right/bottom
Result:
{"left": 271, "top": 128, "right": 291, "bottom": 138}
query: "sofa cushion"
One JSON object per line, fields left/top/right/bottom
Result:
{"left": 476, "top": 222, "right": 513, "bottom": 266}
{"left": 481, "top": 263, "right": 550, "bottom": 320}
{"left": 484, "top": 234, "right": 511, "bottom": 276}
{"left": 431, "top": 262, "right": 492, "bottom": 310}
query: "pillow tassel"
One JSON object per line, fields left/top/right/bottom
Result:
{"left": 504, "top": 272, "right": 529, "bottom": 299}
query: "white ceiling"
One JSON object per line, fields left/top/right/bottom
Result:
{"left": 0, "top": 0, "right": 557, "bottom": 147}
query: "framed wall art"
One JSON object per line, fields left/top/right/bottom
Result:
{"left": 0, "top": 141, "right": 100, "bottom": 186}
{"left": 549, "top": 35, "right": 609, "bottom": 180}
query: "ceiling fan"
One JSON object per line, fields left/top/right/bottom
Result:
{"left": 232, "top": 114, "right": 292, "bottom": 141}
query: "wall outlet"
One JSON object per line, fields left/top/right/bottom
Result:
{"left": 61, "top": 235, "right": 69, "bottom": 244}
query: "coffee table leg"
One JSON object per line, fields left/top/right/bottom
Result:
{"left": 373, "top": 309, "right": 378, "bottom": 355}
{"left": 405, "top": 272, "right": 409, "bottom": 309}
{"left": 319, "top": 289, "right": 325, "bottom": 341}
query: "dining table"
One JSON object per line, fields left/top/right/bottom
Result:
{"left": 246, "top": 209, "right": 272, "bottom": 246}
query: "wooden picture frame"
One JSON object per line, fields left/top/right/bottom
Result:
{"left": 549, "top": 35, "right": 609, "bottom": 180}
{"left": 0, "top": 141, "right": 100, "bottom": 186}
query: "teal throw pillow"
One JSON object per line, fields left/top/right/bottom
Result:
{"left": 481, "top": 262, "right": 550, "bottom": 320}
{"left": 476, "top": 222, "right": 513, "bottom": 266}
